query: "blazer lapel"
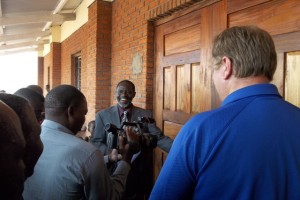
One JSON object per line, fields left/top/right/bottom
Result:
{"left": 111, "top": 105, "right": 121, "bottom": 127}
{"left": 131, "top": 106, "right": 142, "bottom": 122}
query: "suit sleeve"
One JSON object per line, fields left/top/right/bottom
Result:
{"left": 142, "top": 109, "right": 173, "bottom": 153}
{"left": 91, "top": 112, "right": 109, "bottom": 155}
{"left": 83, "top": 150, "right": 131, "bottom": 200}
{"left": 148, "top": 122, "right": 173, "bottom": 153}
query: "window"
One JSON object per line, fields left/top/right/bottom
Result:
{"left": 74, "top": 54, "right": 81, "bottom": 90}
{"left": 46, "top": 66, "right": 50, "bottom": 92}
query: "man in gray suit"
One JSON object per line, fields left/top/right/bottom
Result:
{"left": 92, "top": 79, "right": 173, "bottom": 200}
{"left": 92, "top": 80, "right": 173, "bottom": 155}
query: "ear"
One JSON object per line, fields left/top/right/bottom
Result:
{"left": 67, "top": 105, "right": 75, "bottom": 118}
{"left": 221, "top": 56, "right": 233, "bottom": 80}
{"left": 132, "top": 92, "right": 136, "bottom": 98}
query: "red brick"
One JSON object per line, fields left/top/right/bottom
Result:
{"left": 40, "top": 0, "right": 196, "bottom": 124}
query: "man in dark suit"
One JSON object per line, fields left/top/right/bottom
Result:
{"left": 92, "top": 79, "right": 173, "bottom": 200}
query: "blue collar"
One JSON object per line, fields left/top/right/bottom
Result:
{"left": 222, "top": 84, "right": 281, "bottom": 106}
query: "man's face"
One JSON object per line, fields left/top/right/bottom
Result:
{"left": 21, "top": 102, "right": 43, "bottom": 178}
{"left": 33, "top": 101, "right": 45, "bottom": 124}
{"left": 69, "top": 97, "right": 88, "bottom": 134}
{"left": 116, "top": 82, "right": 136, "bottom": 108}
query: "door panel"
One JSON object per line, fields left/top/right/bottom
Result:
{"left": 164, "top": 24, "right": 201, "bottom": 56}
{"left": 154, "top": 10, "right": 202, "bottom": 181}
{"left": 155, "top": 10, "right": 201, "bottom": 132}
{"left": 163, "top": 66, "right": 175, "bottom": 110}
{"left": 164, "top": 121, "right": 182, "bottom": 139}
{"left": 273, "top": 31, "right": 300, "bottom": 98}
{"left": 176, "top": 64, "right": 191, "bottom": 113}
{"left": 229, "top": 0, "right": 300, "bottom": 35}
{"left": 228, "top": 0, "right": 272, "bottom": 13}
{"left": 153, "top": 1, "right": 226, "bottom": 180}
{"left": 285, "top": 52, "right": 300, "bottom": 107}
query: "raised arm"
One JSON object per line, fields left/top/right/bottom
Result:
{"left": 86, "top": 126, "right": 140, "bottom": 199}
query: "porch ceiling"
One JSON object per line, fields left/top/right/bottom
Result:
{"left": 0, "top": 0, "right": 83, "bottom": 55}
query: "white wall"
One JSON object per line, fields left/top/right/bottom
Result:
{"left": 41, "top": 0, "right": 96, "bottom": 56}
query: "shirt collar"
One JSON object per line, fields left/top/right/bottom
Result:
{"left": 117, "top": 104, "right": 133, "bottom": 115}
{"left": 41, "top": 119, "right": 74, "bottom": 135}
{"left": 222, "top": 83, "right": 281, "bottom": 106}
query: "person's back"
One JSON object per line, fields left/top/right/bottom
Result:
{"left": 23, "top": 84, "right": 139, "bottom": 200}
{"left": 177, "top": 87, "right": 300, "bottom": 199}
{"left": 150, "top": 26, "right": 300, "bottom": 199}
{"left": 24, "top": 120, "right": 110, "bottom": 199}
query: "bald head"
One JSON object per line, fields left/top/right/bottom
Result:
{"left": 0, "top": 100, "right": 25, "bottom": 199}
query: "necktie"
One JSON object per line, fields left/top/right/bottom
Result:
{"left": 121, "top": 110, "right": 128, "bottom": 125}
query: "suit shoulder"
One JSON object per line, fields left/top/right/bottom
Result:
{"left": 133, "top": 106, "right": 152, "bottom": 115}
{"left": 96, "top": 105, "right": 117, "bottom": 115}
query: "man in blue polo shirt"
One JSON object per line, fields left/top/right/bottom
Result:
{"left": 150, "top": 26, "right": 300, "bottom": 200}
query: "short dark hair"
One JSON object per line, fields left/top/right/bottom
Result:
{"left": 116, "top": 80, "right": 135, "bottom": 91}
{"left": 45, "top": 85, "right": 85, "bottom": 112}
{"left": 15, "top": 88, "right": 44, "bottom": 108}
{"left": 27, "top": 85, "right": 43, "bottom": 95}
{"left": 0, "top": 93, "right": 31, "bottom": 138}
{"left": 0, "top": 101, "right": 22, "bottom": 144}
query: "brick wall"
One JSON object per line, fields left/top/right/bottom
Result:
{"left": 43, "top": 42, "right": 61, "bottom": 94}
{"left": 111, "top": 0, "right": 154, "bottom": 109}
{"left": 52, "top": 43, "right": 61, "bottom": 88}
{"left": 61, "top": 28, "right": 88, "bottom": 85}
{"left": 37, "top": 57, "right": 44, "bottom": 92}
{"left": 59, "top": 1, "right": 112, "bottom": 124}
{"left": 39, "top": 0, "right": 203, "bottom": 123}
{"left": 110, "top": 0, "right": 202, "bottom": 110}
{"left": 60, "top": 22, "right": 89, "bottom": 118}
{"left": 93, "top": 1, "right": 112, "bottom": 114}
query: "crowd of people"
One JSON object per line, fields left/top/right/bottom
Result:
{"left": 1, "top": 26, "right": 300, "bottom": 200}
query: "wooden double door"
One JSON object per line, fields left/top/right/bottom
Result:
{"left": 153, "top": 1, "right": 226, "bottom": 179}
{"left": 153, "top": 0, "right": 300, "bottom": 180}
